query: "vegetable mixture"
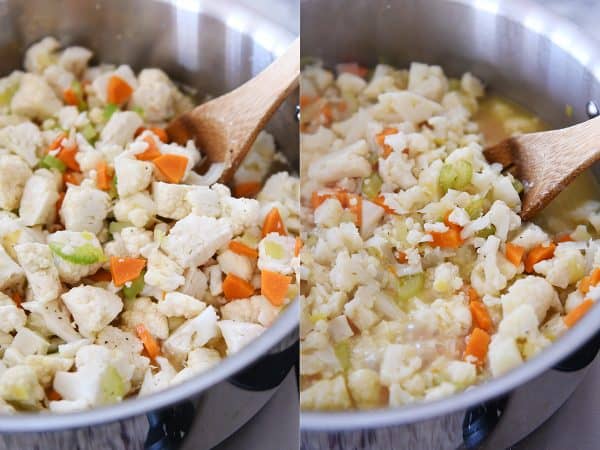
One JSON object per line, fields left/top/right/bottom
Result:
{"left": 0, "top": 37, "right": 299, "bottom": 413}
{"left": 299, "top": 61, "right": 599, "bottom": 410}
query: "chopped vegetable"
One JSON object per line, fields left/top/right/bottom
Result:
{"left": 100, "top": 366, "right": 127, "bottom": 404}
{"left": 135, "top": 324, "right": 161, "bottom": 360}
{"left": 465, "top": 197, "right": 484, "bottom": 219}
{"left": 476, "top": 225, "right": 496, "bottom": 239}
{"left": 336, "top": 62, "right": 369, "bottom": 78}
{"left": 505, "top": 243, "right": 525, "bottom": 266}
{"left": 295, "top": 238, "right": 303, "bottom": 257}
{"left": 88, "top": 269, "right": 113, "bottom": 282}
{"left": 46, "top": 132, "right": 66, "bottom": 154}
{"left": 375, "top": 127, "right": 398, "bottom": 158}
{"left": 49, "top": 242, "right": 105, "bottom": 265}
{"left": 264, "top": 241, "right": 285, "bottom": 259}
{"left": 103, "top": 103, "right": 119, "bottom": 121}
{"left": 439, "top": 160, "right": 473, "bottom": 193}
{"left": 39, "top": 154, "right": 66, "bottom": 172}
{"left": 106, "top": 75, "right": 133, "bottom": 105}
{"left": 153, "top": 154, "right": 188, "bottom": 183}
{"left": 334, "top": 341, "right": 351, "bottom": 371}
{"left": 524, "top": 243, "right": 556, "bottom": 273}
{"left": 564, "top": 299, "right": 595, "bottom": 328}
{"left": 123, "top": 272, "right": 145, "bottom": 299}
{"left": 262, "top": 208, "right": 287, "bottom": 237}
{"left": 556, "top": 234, "right": 573, "bottom": 243}
{"left": 228, "top": 241, "right": 258, "bottom": 259}
{"left": 47, "top": 389, "right": 62, "bottom": 401}
{"left": 11, "top": 292, "right": 22, "bottom": 308}
{"left": 464, "top": 328, "right": 490, "bottom": 366}
{"left": 135, "top": 136, "right": 162, "bottom": 161}
{"left": 149, "top": 126, "right": 168, "bottom": 143}
{"left": 393, "top": 272, "right": 425, "bottom": 302}
{"left": 110, "top": 256, "right": 146, "bottom": 287}
{"left": 579, "top": 268, "right": 600, "bottom": 294}
{"left": 222, "top": 273, "right": 255, "bottom": 300}
{"left": 63, "top": 170, "right": 82, "bottom": 186}
{"left": 466, "top": 286, "right": 480, "bottom": 303}
{"left": 512, "top": 178, "right": 524, "bottom": 194}
{"left": 56, "top": 144, "right": 80, "bottom": 171}
{"left": 373, "top": 195, "right": 395, "bottom": 214}
{"left": 108, "top": 221, "right": 133, "bottom": 235}
{"left": 63, "top": 88, "right": 79, "bottom": 106}
{"left": 300, "top": 95, "right": 315, "bottom": 108}
{"left": 81, "top": 123, "right": 98, "bottom": 143}
{"left": 429, "top": 226, "right": 463, "bottom": 249}
{"left": 470, "top": 301, "right": 493, "bottom": 332}
{"left": 96, "top": 161, "right": 113, "bottom": 191}
{"left": 362, "top": 173, "right": 383, "bottom": 200}
{"left": 233, "top": 182, "right": 262, "bottom": 198}
{"left": 261, "top": 270, "right": 292, "bottom": 306}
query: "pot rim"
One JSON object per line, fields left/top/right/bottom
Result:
{"left": 0, "top": 0, "right": 299, "bottom": 433}
{"left": 301, "top": 0, "right": 600, "bottom": 431}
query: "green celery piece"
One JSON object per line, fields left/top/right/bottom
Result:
{"left": 362, "top": 172, "right": 383, "bottom": 200}
{"left": 81, "top": 123, "right": 98, "bottom": 143}
{"left": 100, "top": 366, "right": 126, "bottom": 404}
{"left": 476, "top": 225, "right": 496, "bottom": 238}
{"left": 439, "top": 160, "right": 473, "bottom": 193}
{"left": 512, "top": 178, "right": 524, "bottom": 194}
{"left": 334, "top": 341, "right": 351, "bottom": 371}
{"left": 0, "top": 83, "right": 18, "bottom": 106}
{"left": 103, "top": 103, "right": 119, "bottom": 121}
{"left": 108, "top": 221, "right": 132, "bottom": 235}
{"left": 49, "top": 242, "right": 105, "bottom": 265}
{"left": 122, "top": 272, "right": 145, "bottom": 299}
{"left": 465, "top": 197, "right": 484, "bottom": 219}
{"left": 39, "top": 154, "right": 66, "bottom": 173}
{"left": 109, "top": 175, "right": 118, "bottom": 198}
{"left": 394, "top": 272, "right": 425, "bottom": 302}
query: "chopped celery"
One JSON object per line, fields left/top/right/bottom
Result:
{"left": 361, "top": 173, "right": 383, "bottom": 200}
{"left": 100, "top": 366, "right": 126, "bottom": 404}
{"left": 394, "top": 272, "right": 425, "bottom": 302}
{"left": 264, "top": 241, "right": 285, "bottom": 259}
{"left": 476, "top": 225, "right": 496, "bottom": 238}
{"left": 49, "top": 242, "right": 105, "bottom": 265}
{"left": 0, "top": 83, "right": 18, "bottom": 106}
{"left": 334, "top": 341, "right": 351, "bottom": 371}
{"left": 309, "top": 312, "right": 328, "bottom": 324}
{"left": 465, "top": 197, "right": 484, "bottom": 219}
{"left": 109, "top": 175, "right": 118, "bottom": 198}
{"left": 103, "top": 103, "right": 119, "bottom": 121}
{"left": 122, "top": 272, "right": 145, "bottom": 299}
{"left": 132, "top": 106, "right": 144, "bottom": 118}
{"left": 439, "top": 160, "right": 473, "bottom": 193}
{"left": 108, "top": 221, "right": 132, "bottom": 235}
{"left": 512, "top": 178, "right": 524, "bottom": 194}
{"left": 39, "top": 154, "right": 66, "bottom": 173}
{"left": 81, "top": 123, "right": 98, "bottom": 143}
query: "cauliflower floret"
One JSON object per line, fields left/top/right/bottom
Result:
{"left": 14, "top": 243, "right": 61, "bottom": 303}
{"left": 62, "top": 286, "right": 123, "bottom": 338}
{"left": 425, "top": 382, "right": 456, "bottom": 402}
{"left": 186, "top": 347, "right": 222, "bottom": 372}
{"left": 162, "top": 306, "right": 219, "bottom": 361}
{"left": 444, "top": 361, "right": 477, "bottom": 386}
{"left": 121, "top": 296, "right": 169, "bottom": 339}
{"left": 0, "top": 365, "right": 44, "bottom": 407}
{"left": 8, "top": 327, "right": 49, "bottom": 357}
{"left": 161, "top": 215, "right": 233, "bottom": 268}
{"left": 19, "top": 169, "right": 60, "bottom": 226}
{"left": 0, "top": 121, "right": 42, "bottom": 167}
{"left": 0, "top": 303, "right": 26, "bottom": 333}
{"left": 346, "top": 369, "right": 381, "bottom": 409}
{"left": 217, "top": 249, "right": 254, "bottom": 281}
{"left": 0, "top": 155, "right": 31, "bottom": 210}
{"left": 501, "top": 275, "right": 560, "bottom": 323}
{"left": 376, "top": 91, "right": 443, "bottom": 123}
{"left": 220, "top": 197, "right": 260, "bottom": 235}
{"left": 488, "top": 335, "right": 523, "bottom": 377}
{"left": 92, "top": 65, "right": 138, "bottom": 105}
{"left": 258, "top": 233, "right": 296, "bottom": 275}
{"left": 510, "top": 223, "right": 550, "bottom": 251}
{"left": 58, "top": 46, "right": 93, "bottom": 76}
{"left": 113, "top": 192, "right": 156, "bottom": 228}
{"left": 43, "top": 64, "right": 75, "bottom": 98}
{"left": 99, "top": 111, "right": 143, "bottom": 147}
{"left": 114, "top": 155, "right": 153, "bottom": 197}
{"left": 220, "top": 295, "right": 280, "bottom": 327}
{"left": 138, "top": 356, "right": 177, "bottom": 396}
{"left": 314, "top": 198, "right": 344, "bottom": 228}
{"left": 157, "top": 292, "right": 206, "bottom": 318}
{"left": 432, "top": 262, "right": 463, "bottom": 293}
{"left": 181, "top": 266, "right": 208, "bottom": 299}
{"left": 407, "top": 62, "right": 448, "bottom": 101}
{"left": 218, "top": 320, "right": 265, "bottom": 355}
{"left": 24, "top": 37, "right": 60, "bottom": 73}
{"left": 119, "top": 227, "right": 153, "bottom": 257}
{"left": 300, "top": 376, "right": 351, "bottom": 410}
{"left": 498, "top": 304, "right": 540, "bottom": 339}
{"left": 60, "top": 184, "right": 111, "bottom": 233}
{"left": 24, "top": 354, "right": 73, "bottom": 387}
{"left": 308, "top": 139, "right": 371, "bottom": 185}
{"left": 47, "top": 231, "right": 104, "bottom": 283}
{"left": 361, "top": 200, "right": 385, "bottom": 239}
{"left": 379, "top": 150, "right": 417, "bottom": 191}
{"left": 95, "top": 326, "right": 149, "bottom": 387}
{"left": 327, "top": 315, "right": 354, "bottom": 343}
{"left": 22, "top": 300, "right": 81, "bottom": 343}
{"left": 533, "top": 246, "right": 586, "bottom": 289}
{"left": 143, "top": 248, "right": 185, "bottom": 292}
{"left": 152, "top": 182, "right": 193, "bottom": 219}
{"left": 129, "top": 68, "right": 175, "bottom": 122}
{"left": 471, "top": 236, "right": 507, "bottom": 296}
{"left": 379, "top": 344, "right": 422, "bottom": 386}
{"left": 0, "top": 246, "right": 25, "bottom": 289}
{"left": 10, "top": 74, "right": 61, "bottom": 120}
{"left": 185, "top": 185, "right": 221, "bottom": 217}
{"left": 58, "top": 338, "right": 91, "bottom": 358}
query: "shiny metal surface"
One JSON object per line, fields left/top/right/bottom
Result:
{"left": 0, "top": 0, "right": 299, "bottom": 434}
{"left": 301, "top": 0, "right": 600, "bottom": 433}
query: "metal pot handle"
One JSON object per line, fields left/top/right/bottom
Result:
{"left": 460, "top": 395, "right": 509, "bottom": 449}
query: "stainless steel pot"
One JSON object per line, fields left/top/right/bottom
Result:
{"left": 300, "top": 0, "right": 600, "bottom": 448}
{"left": 0, "top": 0, "right": 299, "bottom": 448}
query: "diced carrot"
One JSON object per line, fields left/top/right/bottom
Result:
{"left": 346, "top": 194, "right": 362, "bottom": 227}
{"left": 376, "top": 127, "right": 398, "bottom": 159}
{"left": 464, "top": 327, "right": 490, "bottom": 366}
{"left": 135, "top": 324, "right": 161, "bottom": 360}
{"left": 107, "top": 75, "right": 133, "bottom": 104}
{"left": 234, "top": 182, "right": 262, "bottom": 198}
{"left": 96, "top": 161, "right": 113, "bottom": 191}
{"left": 524, "top": 243, "right": 556, "bottom": 273}
{"left": 88, "top": 269, "right": 113, "bottom": 282}
{"left": 110, "top": 256, "right": 146, "bottom": 287}
{"left": 63, "top": 170, "right": 82, "bottom": 186}
{"left": 295, "top": 238, "right": 303, "bottom": 257}
{"left": 336, "top": 62, "right": 369, "bottom": 78}
{"left": 396, "top": 251, "right": 408, "bottom": 264}
{"left": 262, "top": 208, "right": 287, "bottom": 237}
{"left": 466, "top": 286, "right": 480, "bottom": 303}
{"left": 135, "top": 136, "right": 162, "bottom": 161}
{"left": 429, "top": 227, "right": 463, "bottom": 249}
{"left": 63, "top": 88, "right": 79, "bottom": 106}
{"left": 149, "top": 127, "right": 168, "bottom": 143}
{"left": 373, "top": 195, "right": 395, "bottom": 214}
{"left": 153, "top": 154, "right": 188, "bottom": 183}
{"left": 261, "top": 270, "right": 292, "bottom": 306}
{"left": 134, "top": 126, "right": 146, "bottom": 138}
{"left": 11, "top": 292, "right": 22, "bottom": 308}
{"left": 56, "top": 191, "right": 65, "bottom": 212}
{"left": 505, "top": 242, "right": 525, "bottom": 267}
{"left": 590, "top": 268, "right": 600, "bottom": 286}
{"left": 56, "top": 144, "right": 80, "bottom": 171}
{"left": 579, "top": 275, "right": 592, "bottom": 294}
{"left": 320, "top": 103, "right": 333, "bottom": 125}
{"left": 228, "top": 241, "right": 259, "bottom": 259}
{"left": 470, "top": 301, "right": 493, "bottom": 332}
{"left": 299, "top": 95, "right": 316, "bottom": 108}
{"left": 556, "top": 234, "right": 573, "bottom": 243}
{"left": 564, "top": 299, "right": 595, "bottom": 328}
{"left": 47, "top": 389, "right": 62, "bottom": 402}
{"left": 46, "top": 132, "right": 67, "bottom": 154}
{"left": 222, "top": 273, "right": 255, "bottom": 300}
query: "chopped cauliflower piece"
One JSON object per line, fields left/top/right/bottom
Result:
{"left": 60, "top": 184, "right": 111, "bottom": 233}
{"left": 62, "top": 286, "right": 123, "bottom": 338}
{"left": 14, "top": 243, "right": 61, "bottom": 303}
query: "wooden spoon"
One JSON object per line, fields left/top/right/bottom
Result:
{"left": 166, "top": 38, "right": 300, "bottom": 183}
{"left": 483, "top": 115, "right": 600, "bottom": 220}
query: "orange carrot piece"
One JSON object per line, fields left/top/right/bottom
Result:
{"left": 88, "top": 269, "right": 113, "bottom": 282}
{"left": 153, "top": 154, "right": 188, "bottom": 183}
{"left": 149, "top": 127, "right": 168, "bottom": 143}
{"left": 63, "top": 88, "right": 79, "bottom": 106}
{"left": 466, "top": 286, "right": 480, "bottom": 303}
{"left": 262, "top": 208, "right": 287, "bottom": 237}
{"left": 63, "top": 170, "right": 82, "bottom": 186}
{"left": 261, "top": 270, "right": 292, "bottom": 306}
{"left": 135, "top": 136, "right": 162, "bottom": 161}
{"left": 135, "top": 324, "right": 161, "bottom": 360}
{"left": 96, "top": 161, "right": 112, "bottom": 191}
{"left": 295, "top": 237, "right": 303, "bottom": 257}
{"left": 299, "top": 95, "right": 316, "bottom": 108}
{"left": 110, "top": 256, "right": 146, "bottom": 287}
{"left": 11, "top": 292, "right": 22, "bottom": 308}
{"left": 47, "top": 389, "right": 62, "bottom": 402}
{"left": 107, "top": 75, "right": 133, "bottom": 104}
{"left": 564, "top": 299, "right": 595, "bottom": 328}
{"left": 590, "top": 268, "right": 600, "bottom": 286}
{"left": 579, "top": 275, "right": 592, "bottom": 294}
{"left": 376, "top": 127, "right": 398, "bottom": 158}
{"left": 373, "top": 195, "right": 395, "bottom": 214}
{"left": 46, "top": 132, "right": 67, "bottom": 154}
{"left": 222, "top": 274, "right": 255, "bottom": 300}
{"left": 234, "top": 182, "right": 262, "bottom": 198}
{"left": 134, "top": 126, "right": 146, "bottom": 138}
{"left": 470, "top": 301, "right": 493, "bottom": 332}
{"left": 429, "top": 227, "right": 463, "bottom": 249}
{"left": 56, "top": 145, "right": 80, "bottom": 171}
{"left": 524, "top": 243, "right": 556, "bottom": 273}
{"left": 228, "top": 241, "right": 259, "bottom": 259}
{"left": 464, "top": 327, "right": 490, "bottom": 366}
{"left": 556, "top": 234, "right": 573, "bottom": 243}
{"left": 505, "top": 242, "right": 526, "bottom": 267}
{"left": 320, "top": 103, "right": 333, "bottom": 125}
